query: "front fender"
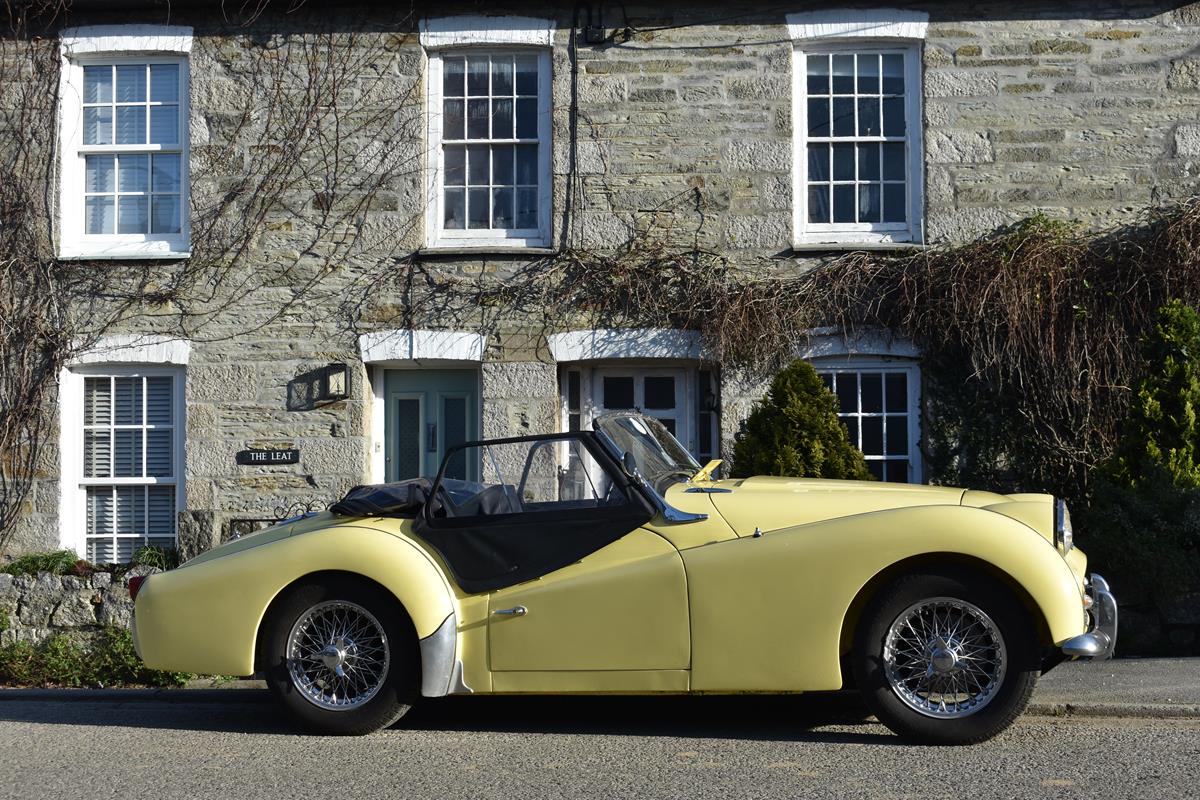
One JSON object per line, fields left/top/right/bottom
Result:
{"left": 684, "top": 504, "right": 1086, "bottom": 692}
{"left": 134, "top": 524, "right": 455, "bottom": 677}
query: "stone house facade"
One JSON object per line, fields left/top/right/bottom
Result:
{"left": 3, "top": 0, "right": 1199, "bottom": 563}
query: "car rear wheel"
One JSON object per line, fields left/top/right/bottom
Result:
{"left": 852, "top": 570, "right": 1039, "bottom": 745}
{"left": 263, "top": 578, "right": 418, "bottom": 735}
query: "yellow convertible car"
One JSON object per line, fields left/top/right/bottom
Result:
{"left": 132, "top": 411, "right": 1116, "bottom": 744}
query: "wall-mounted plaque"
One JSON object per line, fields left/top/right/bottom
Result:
{"left": 236, "top": 448, "right": 300, "bottom": 466}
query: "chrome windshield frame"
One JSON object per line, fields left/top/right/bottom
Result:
{"left": 592, "top": 412, "right": 708, "bottom": 525}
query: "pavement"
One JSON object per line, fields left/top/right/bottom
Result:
{"left": 3, "top": 656, "right": 1197, "bottom": 717}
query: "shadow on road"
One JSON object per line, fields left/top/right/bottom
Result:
{"left": 0, "top": 691, "right": 896, "bottom": 744}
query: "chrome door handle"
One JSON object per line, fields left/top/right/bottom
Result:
{"left": 493, "top": 606, "right": 527, "bottom": 617}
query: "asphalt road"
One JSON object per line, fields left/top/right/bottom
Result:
{"left": 2, "top": 693, "right": 1198, "bottom": 800}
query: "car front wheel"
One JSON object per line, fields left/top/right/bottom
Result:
{"left": 263, "top": 578, "right": 418, "bottom": 735}
{"left": 852, "top": 570, "right": 1039, "bottom": 745}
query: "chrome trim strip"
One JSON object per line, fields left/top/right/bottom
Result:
{"left": 418, "top": 611, "right": 467, "bottom": 697}
{"left": 684, "top": 486, "right": 733, "bottom": 493}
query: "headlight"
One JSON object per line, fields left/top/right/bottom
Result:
{"left": 1055, "top": 498, "right": 1073, "bottom": 553}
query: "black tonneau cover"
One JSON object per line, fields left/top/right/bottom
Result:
{"left": 330, "top": 479, "right": 430, "bottom": 518}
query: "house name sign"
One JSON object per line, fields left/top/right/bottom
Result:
{"left": 236, "top": 448, "right": 300, "bottom": 466}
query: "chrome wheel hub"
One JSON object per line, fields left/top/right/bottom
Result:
{"left": 286, "top": 600, "right": 390, "bottom": 712}
{"left": 883, "top": 597, "right": 1007, "bottom": 719}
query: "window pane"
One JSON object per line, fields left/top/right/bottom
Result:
{"left": 885, "top": 459, "right": 909, "bottom": 483}
{"left": 147, "top": 486, "right": 175, "bottom": 538}
{"left": 114, "top": 429, "right": 144, "bottom": 476}
{"left": 443, "top": 99, "right": 464, "bottom": 139}
{"left": 806, "top": 54, "right": 829, "bottom": 94}
{"left": 861, "top": 374, "right": 883, "bottom": 413}
{"left": 644, "top": 376, "right": 676, "bottom": 410}
{"left": 467, "top": 99, "right": 489, "bottom": 139}
{"left": 85, "top": 197, "right": 115, "bottom": 234}
{"left": 567, "top": 370, "right": 581, "bottom": 410}
{"left": 492, "top": 187, "right": 513, "bottom": 228}
{"left": 882, "top": 54, "right": 905, "bottom": 94}
{"left": 444, "top": 146, "right": 466, "bottom": 186}
{"left": 394, "top": 398, "right": 421, "bottom": 480}
{"left": 115, "top": 105, "right": 146, "bottom": 144}
{"left": 151, "top": 195, "right": 181, "bottom": 234}
{"left": 492, "top": 57, "right": 513, "bottom": 95}
{"left": 857, "top": 143, "right": 880, "bottom": 182}
{"left": 146, "top": 376, "right": 173, "bottom": 424}
{"left": 467, "top": 188, "right": 489, "bottom": 228}
{"left": 845, "top": 420, "right": 860, "bottom": 449}
{"left": 150, "top": 64, "right": 179, "bottom": 102}
{"left": 493, "top": 98, "right": 513, "bottom": 138}
{"left": 886, "top": 373, "right": 907, "bottom": 412}
{"left": 115, "top": 486, "right": 145, "bottom": 537}
{"left": 86, "top": 155, "right": 115, "bottom": 193}
{"left": 857, "top": 97, "right": 880, "bottom": 136}
{"left": 861, "top": 417, "right": 883, "bottom": 455}
{"left": 493, "top": 145, "right": 514, "bottom": 186}
{"left": 832, "top": 143, "right": 854, "bottom": 181}
{"left": 835, "top": 373, "right": 857, "bottom": 412}
{"left": 152, "top": 154, "right": 181, "bottom": 192}
{"left": 116, "top": 64, "right": 146, "bottom": 102}
{"left": 466, "top": 145, "right": 489, "bottom": 186}
{"left": 118, "top": 196, "right": 149, "bottom": 233}
{"left": 85, "top": 377, "right": 112, "bottom": 424}
{"left": 84, "top": 65, "right": 113, "bottom": 103}
{"left": 882, "top": 142, "right": 905, "bottom": 180}
{"left": 87, "top": 487, "right": 114, "bottom": 538}
{"left": 515, "top": 55, "right": 538, "bottom": 94}
{"left": 659, "top": 418, "right": 677, "bottom": 436}
{"left": 807, "top": 185, "right": 830, "bottom": 224}
{"left": 442, "top": 396, "right": 468, "bottom": 481}
{"left": 444, "top": 189, "right": 465, "bottom": 229}
{"left": 832, "top": 54, "right": 854, "bottom": 93}
{"left": 807, "top": 98, "right": 830, "bottom": 136}
{"left": 515, "top": 144, "right": 537, "bottom": 185}
{"left": 867, "top": 460, "right": 885, "bottom": 481}
{"left": 118, "top": 154, "right": 149, "bottom": 193}
{"left": 515, "top": 97, "right": 537, "bottom": 139}
{"left": 857, "top": 53, "right": 880, "bottom": 93}
{"left": 886, "top": 416, "right": 908, "bottom": 455}
{"left": 443, "top": 56, "right": 465, "bottom": 97}
{"left": 149, "top": 105, "right": 178, "bottom": 144}
{"left": 83, "top": 106, "right": 112, "bottom": 145}
{"left": 84, "top": 431, "right": 112, "bottom": 478}
{"left": 859, "top": 184, "right": 881, "bottom": 223}
{"left": 882, "top": 96, "right": 905, "bottom": 137}
{"left": 515, "top": 187, "right": 538, "bottom": 228}
{"left": 467, "top": 57, "right": 489, "bottom": 95}
{"left": 603, "top": 376, "right": 635, "bottom": 409}
{"left": 114, "top": 377, "right": 142, "bottom": 424}
{"left": 832, "top": 96, "right": 854, "bottom": 136}
{"left": 807, "top": 143, "right": 829, "bottom": 181}
{"left": 883, "top": 182, "right": 906, "bottom": 223}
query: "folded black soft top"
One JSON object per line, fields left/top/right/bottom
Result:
{"left": 330, "top": 479, "right": 431, "bottom": 518}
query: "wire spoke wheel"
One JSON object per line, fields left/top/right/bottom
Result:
{"left": 883, "top": 597, "right": 1007, "bottom": 719}
{"left": 286, "top": 600, "right": 391, "bottom": 712}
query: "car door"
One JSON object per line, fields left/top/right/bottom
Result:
{"left": 412, "top": 433, "right": 690, "bottom": 685}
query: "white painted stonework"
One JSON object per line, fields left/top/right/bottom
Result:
{"left": 67, "top": 334, "right": 192, "bottom": 366}
{"left": 419, "top": 16, "right": 555, "bottom": 48}
{"left": 358, "top": 329, "right": 487, "bottom": 364}
{"left": 785, "top": 8, "right": 929, "bottom": 41}
{"left": 798, "top": 328, "right": 920, "bottom": 360}
{"left": 60, "top": 25, "right": 194, "bottom": 56}
{"left": 548, "top": 329, "right": 704, "bottom": 362}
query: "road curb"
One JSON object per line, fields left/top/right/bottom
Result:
{"left": 0, "top": 687, "right": 271, "bottom": 703}
{"left": 1026, "top": 701, "right": 1200, "bottom": 719}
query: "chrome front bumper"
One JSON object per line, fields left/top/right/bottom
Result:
{"left": 1060, "top": 573, "right": 1118, "bottom": 659}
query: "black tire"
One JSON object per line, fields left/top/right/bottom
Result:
{"left": 262, "top": 577, "right": 419, "bottom": 735}
{"left": 852, "top": 569, "right": 1039, "bottom": 745}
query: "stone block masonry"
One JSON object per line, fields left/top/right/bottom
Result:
{"left": 0, "top": 571, "right": 143, "bottom": 647}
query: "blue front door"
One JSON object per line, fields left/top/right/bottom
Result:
{"left": 384, "top": 369, "right": 479, "bottom": 481}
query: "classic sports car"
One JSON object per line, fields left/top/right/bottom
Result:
{"left": 132, "top": 411, "right": 1116, "bottom": 744}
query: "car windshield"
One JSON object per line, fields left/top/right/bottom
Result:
{"left": 593, "top": 412, "right": 700, "bottom": 492}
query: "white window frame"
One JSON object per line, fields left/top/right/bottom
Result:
{"left": 811, "top": 357, "right": 922, "bottom": 483}
{"left": 789, "top": 10, "right": 926, "bottom": 248}
{"left": 58, "top": 364, "right": 187, "bottom": 560}
{"left": 58, "top": 25, "right": 192, "bottom": 259}
{"left": 422, "top": 16, "right": 554, "bottom": 250}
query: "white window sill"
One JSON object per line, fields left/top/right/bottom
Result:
{"left": 420, "top": 244, "right": 557, "bottom": 257}
{"left": 58, "top": 242, "right": 192, "bottom": 260}
{"left": 791, "top": 240, "right": 927, "bottom": 253}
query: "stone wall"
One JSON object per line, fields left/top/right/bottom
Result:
{"left": 0, "top": 1, "right": 1198, "bottom": 556}
{"left": 0, "top": 570, "right": 145, "bottom": 647}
